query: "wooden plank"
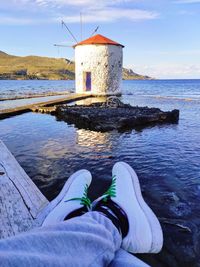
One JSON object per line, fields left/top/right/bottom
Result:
{"left": 0, "top": 141, "right": 49, "bottom": 239}
{"left": 0, "top": 93, "right": 92, "bottom": 119}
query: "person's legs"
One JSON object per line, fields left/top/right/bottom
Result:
{"left": 0, "top": 212, "right": 121, "bottom": 267}
{"left": 0, "top": 162, "right": 162, "bottom": 267}
{"left": 0, "top": 168, "right": 124, "bottom": 267}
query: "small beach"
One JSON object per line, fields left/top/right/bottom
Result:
{"left": 0, "top": 79, "right": 200, "bottom": 265}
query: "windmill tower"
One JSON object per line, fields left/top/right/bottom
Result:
{"left": 74, "top": 34, "right": 124, "bottom": 96}
{"left": 55, "top": 21, "right": 124, "bottom": 96}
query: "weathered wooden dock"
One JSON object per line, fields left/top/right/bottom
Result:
{"left": 0, "top": 93, "right": 94, "bottom": 238}
{"left": 0, "top": 140, "right": 52, "bottom": 239}
{"left": 0, "top": 93, "right": 92, "bottom": 119}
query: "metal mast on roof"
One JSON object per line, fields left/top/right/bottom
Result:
{"left": 54, "top": 44, "right": 73, "bottom": 48}
{"left": 90, "top": 26, "right": 99, "bottom": 37}
{"left": 54, "top": 15, "right": 100, "bottom": 58}
{"left": 61, "top": 20, "right": 78, "bottom": 43}
{"left": 80, "top": 12, "right": 83, "bottom": 41}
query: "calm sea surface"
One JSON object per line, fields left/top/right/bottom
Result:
{"left": 0, "top": 79, "right": 199, "bottom": 199}
{"left": 0, "top": 80, "right": 200, "bottom": 265}
{"left": 0, "top": 80, "right": 74, "bottom": 99}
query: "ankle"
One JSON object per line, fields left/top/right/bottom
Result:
{"left": 64, "top": 206, "right": 89, "bottom": 220}
{"left": 93, "top": 197, "right": 129, "bottom": 238}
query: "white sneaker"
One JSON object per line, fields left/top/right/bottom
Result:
{"left": 112, "top": 162, "right": 163, "bottom": 253}
{"left": 93, "top": 162, "right": 163, "bottom": 254}
{"left": 43, "top": 169, "right": 92, "bottom": 226}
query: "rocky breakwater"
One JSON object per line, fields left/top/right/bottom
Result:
{"left": 55, "top": 99, "right": 179, "bottom": 132}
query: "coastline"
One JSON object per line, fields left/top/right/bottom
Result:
{"left": 0, "top": 77, "right": 153, "bottom": 81}
{"left": 0, "top": 51, "right": 152, "bottom": 81}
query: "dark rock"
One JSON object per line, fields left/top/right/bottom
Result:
{"left": 14, "top": 69, "right": 27, "bottom": 76}
{"left": 55, "top": 102, "right": 179, "bottom": 132}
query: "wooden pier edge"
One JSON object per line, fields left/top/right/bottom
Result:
{"left": 0, "top": 140, "right": 51, "bottom": 239}
{"left": 0, "top": 93, "right": 93, "bottom": 120}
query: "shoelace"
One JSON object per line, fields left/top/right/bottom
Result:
{"left": 65, "top": 184, "right": 91, "bottom": 209}
{"left": 102, "top": 175, "right": 116, "bottom": 202}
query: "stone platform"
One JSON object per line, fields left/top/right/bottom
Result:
{"left": 55, "top": 102, "right": 179, "bottom": 132}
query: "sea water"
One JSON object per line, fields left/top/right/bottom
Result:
{"left": 0, "top": 79, "right": 199, "bottom": 199}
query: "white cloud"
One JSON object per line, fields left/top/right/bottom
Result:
{"left": 35, "top": 0, "right": 134, "bottom": 8}
{"left": 133, "top": 64, "right": 200, "bottom": 79}
{"left": 140, "top": 49, "right": 200, "bottom": 56}
{"left": 1, "top": 0, "right": 135, "bottom": 10}
{"left": 59, "top": 8, "right": 158, "bottom": 23}
{"left": 0, "top": 16, "right": 34, "bottom": 25}
{"left": 0, "top": 0, "right": 158, "bottom": 25}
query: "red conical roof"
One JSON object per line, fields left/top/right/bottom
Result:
{"left": 74, "top": 34, "right": 124, "bottom": 48}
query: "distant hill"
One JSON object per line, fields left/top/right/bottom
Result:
{"left": 0, "top": 51, "right": 152, "bottom": 80}
{"left": 0, "top": 51, "right": 11, "bottom": 57}
{"left": 122, "top": 68, "right": 152, "bottom": 80}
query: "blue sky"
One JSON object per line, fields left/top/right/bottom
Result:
{"left": 1, "top": 0, "right": 200, "bottom": 79}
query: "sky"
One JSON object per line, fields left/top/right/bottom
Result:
{"left": 0, "top": 0, "right": 200, "bottom": 79}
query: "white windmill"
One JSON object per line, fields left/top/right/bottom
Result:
{"left": 54, "top": 17, "right": 124, "bottom": 96}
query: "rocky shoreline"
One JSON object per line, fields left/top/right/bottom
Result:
{"left": 54, "top": 101, "right": 179, "bottom": 132}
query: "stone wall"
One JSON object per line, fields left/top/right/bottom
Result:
{"left": 75, "top": 44, "right": 123, "bottom": 95}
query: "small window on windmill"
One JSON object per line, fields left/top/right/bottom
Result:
{"left": 83, "top": 72, "right": 92, "bottom": 92}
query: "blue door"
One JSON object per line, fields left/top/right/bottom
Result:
{"left": 86, "top": 72, "right": 91, "bottom": 91}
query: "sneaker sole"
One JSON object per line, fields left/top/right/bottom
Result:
{"left": 113, "top": 162, "right": 163, "bottom": 253}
